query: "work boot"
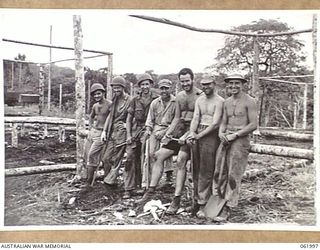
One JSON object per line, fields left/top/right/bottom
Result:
{"left": 135, "top": 187, "right": 155, "bottom": 204}
{"left": 196, "top": 205, "right": 206, "bottom": 218}
{"left": 123, "top": 190, "right": 132, "bottom": 199}
{"left": 135, "top": 188, "right": 146, "bottom": 196}
{"left": 166, "top": 196, "right": 181, "bottom": 215}
{"left": 165, "top": 171, "right": 173, "bottom": 185}
{"left": 186, "top": 203, "right": 201, "bottom": 217}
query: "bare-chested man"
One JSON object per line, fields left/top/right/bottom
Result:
{"left": 186, "top": 75, "right": 224, "bottom": 217}
{"left": 82, "top": 82, "right": 111, "bottom": 188}
{"left": 213, "top": 74, "right": 257, "bottom": 221}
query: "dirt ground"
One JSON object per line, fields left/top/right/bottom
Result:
{"left": 4, "top": 130, "right": 316, "bottom": 227}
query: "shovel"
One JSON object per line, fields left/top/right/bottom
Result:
{"left": 203, "top": 145, "right": 228, "bottom": 219}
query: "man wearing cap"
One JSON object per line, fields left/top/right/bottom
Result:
{"left": 213, "top": 74, "right": 257, "bottom": 221}
{"left": 136, "top": 79, "right": 176, "bottom": 200}
{"left": 82, "top": 82, "right": 111, "bottom": 188}
{"left": 123, "top": 73, "right": 158, "bottom": 199}
{"left": 139, "top": 68, "right": 202, "bottom": 204}
{"left": 185, "top": 75, "right": 224, "bottom": 217}
{"left": 101, "top": 76, "right": 132, "bottom": 186}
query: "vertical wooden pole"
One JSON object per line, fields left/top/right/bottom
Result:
{"left": 12, "top": 123, "right": 18, "bottom": 148}
{"left": 87, "top": 79, "right": 91, "bottom": 114}
{"left": 107, "top": 54, "right": 113, "bottom": 101}
{"left": 252, "top": 36, "right": 261, "bottom": 128}
{"left": 11, "top": 62, "right": 14, "bottom": 90}
{"left": 302, "top": 83, "right": 308, "bottom": 129}
{"left": 18, "top": 63, "right": 22, "bottom": 88}
{"left": 293, "top": 103, "right": 298, "bottom": 129}
{"left": 48, "top": 25, "right": 52, "bottom": 111}
{"left": 39, "top": 64, "right": 45, "bottom": 115}
{"left": 73, "top": 15, "right": 86, "bottom": 179}
{"left": 59, "top": 83, "right": 62, "bottom": 111}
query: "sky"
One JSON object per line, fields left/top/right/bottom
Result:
{"left": 0, "top": 9, "right": 316, "bottom": 75}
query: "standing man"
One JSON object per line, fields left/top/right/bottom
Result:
{"left": 139, "top": 68, "right": 202, "bottom": 206}
{"left": 123, "top": 73, "right": 158, "bottom": 199}
{"left": 101, "top": 76, "right": 131, "bottom": 186}
{"left": 140, "top": 79, "right": 176, "bottom": 194}
{"left": 82, "top": 82, "right": 111, "bottom": 188}
{"left": 213, "top": 74, "right": 257, "bottom": 221}
{"left": 186, "top": 76, "right": 224, "bottom": 217}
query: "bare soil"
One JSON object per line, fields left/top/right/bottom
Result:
{"left": 4, "top": 131, "right": 316, "bottom": 227}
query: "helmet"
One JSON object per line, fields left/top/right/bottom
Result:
{"left": 137, "top": 73, "right": 154, "bottom": 86}
{"left": 111, "top": 76, "right": 127, "bottom": 88}
{"left": 224, "top": 74, "right": 247, "bottom": 83}
{"left": 90, "top": 83, "right": 105, "bottom": 94}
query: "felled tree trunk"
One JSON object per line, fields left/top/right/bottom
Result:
{"left": 5, "top": 164, "right": 76, "bottom": 177}
{"left": 259, "top": 130, "right": 313, "bottom": 141}
{"left": 250, "top": 143, "right": 313, "bottom": 160}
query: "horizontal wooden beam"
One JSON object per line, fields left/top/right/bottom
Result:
{"left": 130, "top": 15, "right": 312, "bottom": 37}
{"left": 5, "top": 116, "right": 77, "bottom": 126}
{"left": 3, "top": 38, "right": 112, "bottom": 55}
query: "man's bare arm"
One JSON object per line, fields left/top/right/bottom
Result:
{"left": 189, "top": 99, "right": 201, "bottom": 134}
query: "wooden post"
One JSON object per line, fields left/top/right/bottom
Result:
{"left": 73, "top": 15, "right": 86, "bottom": 178}
{"left": 59, "top": 83, "right": 62, "bottom": 111}
{"left": 107, "top": 54, "right": 113, "bottom": 101}
{"left": 293, "top": 103, "right": 298, "bottom": 129}
{"left": 252, "top": 36, "right": 261, "bottom": 128}
{"left": 58, "top": 125, "right": 66, "bottom": 143}
{"left": 12, "top": 123, "right": 18, "bottom": 148}
{"left": 18, "top": 63, "right": 22, "bottom": 88}
{"left": 130, "top": 82, "right": 134, "bottom": 96}
{"left": 11, "top": 62, "right": 14, "bottom": 90}
{"left": 38, "top": 64, "right": 45, "bottom": 115}
{"left": 87, "top": 79, "right": 91, "bottom": 114}
{"left": 302, "top": 83, "right": 308, "bottom": 129}
{"left": 48, "top": 25, "right": 52, "bottom": 111}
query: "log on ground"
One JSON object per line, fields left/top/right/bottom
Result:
{"left": 250, "top": 143, "right": 313, "bottom": 160}
{"left": 259, "top": 130, "right": 313, "bottom": 141}
{"left": 5, "top": 164, "right": 77, "bottom": 177}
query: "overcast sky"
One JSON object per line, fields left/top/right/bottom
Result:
{"left": 0, "top": 9, "right": 315, "bottom": 75}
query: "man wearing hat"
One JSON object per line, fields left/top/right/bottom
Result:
{"left": 82, "top": 82, "right": 111, "bottom": 188}
{"left": 179, "top": 75, "right": 224, "bottom": 217}
{"left": 213, "top": 73, "right": 257, "bottom": 221}
{"left": 139, "top": 68, "right": 202, "bottom": 205}
{"left": 101, "top": 76, "right": 132, "bottom": 186}
{"left": 136, "top": 78, "right": 176, "bottom": 201}
{"left": 122, "top": 73, "right": 158, "bottom": 199}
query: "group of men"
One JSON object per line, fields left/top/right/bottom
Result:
{"left": 82, "top": 67, "right": 257, "bottom": 221}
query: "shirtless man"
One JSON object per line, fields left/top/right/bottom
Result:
{"left": 186, "top": 75, "right": 224, "bottom": 217}
{"left": 82, "top": 82, "right": 111, "bottom": 188}
{"left": 139, "top": 68, "right": 202, "bottom": 205}
{"left": 213, "top": 73, "right": 257, "bottom": 221}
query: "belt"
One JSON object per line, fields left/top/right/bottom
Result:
{"left": 92, "top": 127, "right": 103, "bottom": 131}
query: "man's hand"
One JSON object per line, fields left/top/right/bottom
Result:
{"left": 219, "top": 133, "right": 229, "bottom": 146}
{"left": 101, "top": 131, "right": 107, "bottom": 142}
{"left": 140, "top": 129, "right": 151, "bottom": 144}
{"left": 225, "top": 133, "right": 238, "bottom": 142}
{"left": 155, "top": 130, "right": 166, "bottom": 140}
{"left": 126, "top": 136, "right": 133, "bottom": 145}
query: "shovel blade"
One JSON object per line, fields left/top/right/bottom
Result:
{"left": 203, "top": 195, "right": 227, "bottom": 219}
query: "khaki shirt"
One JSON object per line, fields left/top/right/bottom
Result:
{"left": 145, "top": 95, "right": 176, "bottom": 131}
